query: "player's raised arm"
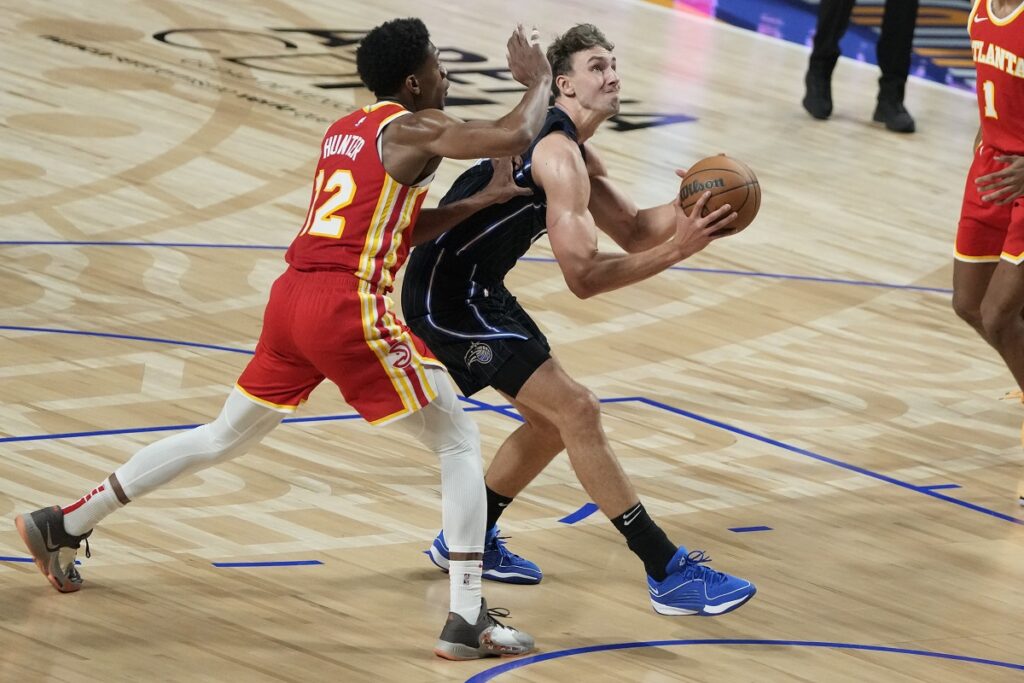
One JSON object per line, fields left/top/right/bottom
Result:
{"left": 391, "top": 25, "right": 552, "bottom": 160}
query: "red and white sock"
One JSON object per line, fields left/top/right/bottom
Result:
{"left": 62, "top": 479, "right": 123, "bottom": 536}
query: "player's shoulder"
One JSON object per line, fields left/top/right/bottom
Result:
{"left": 534, "top": 131, "right": 584, "bottom": 161}
{"left": 386, "top": 108, "right": 459, "bottom": 140}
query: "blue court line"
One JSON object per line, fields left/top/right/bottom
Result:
{"left": 0, "top": 423, "right": 209, "bottom": 444}
{"left": 0, "top": 242, "right": 952, "bottom": 295}
{"left": 0, "top": 240, "right": 286, "bottom": 251}
{"left": 0, "top": 416, "right": 362, "bottom": 444}
{"left": 729, "top": 525, "right": 773, "bottom": 533}
{"left": 517, "top": 257, "right": 953, "bottom": 294}
{"left": 558, "top": 502, "right": 600, "bottom": 524}
{"left": 537, "top": 396, "right": 1020, "bottom": 527}
{"left": 0, "top": 407, "right": 505, "bottom": 444}
{"left": 632, "top": 396, "right": 1024, "bottom": 526}
{"left": 212, "top": 560, "right": 323, "bottom": 568}
{"left": 466, "top": 639, "right": 1024, "bottom": 682}
{"left": 0, "top": 325, "right": 255, "bottom": 355}
{"left": 0, "top": 557, "right": 80, "bottom": 565}
{"left": 458, "top": 395, "right": 525, "bottom": 422}
{"left": 2, "top": 327, "right": 1017, "bottom": 524}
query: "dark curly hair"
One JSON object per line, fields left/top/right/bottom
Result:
{"left": 356, "top": 18, "right": 432, "bottom": 97}
{"left": 546, "top": 24, "right": 614, "bottom": 98}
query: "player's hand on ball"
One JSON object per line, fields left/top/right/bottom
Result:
{"left": 671, "top": 191, "right": 737, "bottom": 259}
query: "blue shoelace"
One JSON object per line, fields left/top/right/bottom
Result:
{"left": 676, "top": 550, "right": 729, "bottom": 586}
{"left": 487, "top": 534, "right": 524, "bottom": 561}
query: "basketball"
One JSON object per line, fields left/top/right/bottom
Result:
{"left": 678, "top": 154, "right": 761, "bottom": 234}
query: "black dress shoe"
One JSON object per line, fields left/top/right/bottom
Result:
{"left": 802, "top": 70, "right": 833, "bottom": 120}
{"left": 872, "top": 100, "right": 916, "bottom": 133}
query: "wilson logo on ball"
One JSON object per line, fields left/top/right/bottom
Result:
{"left": 679, "top": 177, "right": 725, "bottom": 201}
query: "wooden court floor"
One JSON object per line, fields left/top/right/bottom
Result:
{"left": 1, "top": 0, "right": 1022, "bottom": 680}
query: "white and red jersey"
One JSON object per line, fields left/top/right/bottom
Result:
{"left": 969, "top": 0, "right": 1024, "bottom": 153}
{"left": 286, "top": 101, "right": 431, "bottom": 293}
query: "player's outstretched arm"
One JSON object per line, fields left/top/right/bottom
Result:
{"left": 536, "top": 136, "right": 735, "bottom": 299}
{"left": 391, "top": 26, "right": 552, "bottom": 161}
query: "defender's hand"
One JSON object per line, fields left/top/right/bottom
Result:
{"left": 506, "top": 25, "right": 552, "bottom": 87}
{"left": 480, "top": 157, "right": 533, "bottom": 205}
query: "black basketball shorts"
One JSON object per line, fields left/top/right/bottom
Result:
{"left": 405, "top": 287, "right": 551, "bottom": 398}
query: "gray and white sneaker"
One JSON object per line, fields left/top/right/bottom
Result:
{"left": 434, "top": 599, "right": 535, "bottom": 660}
{"left": 15, "top": 505, "right": 92, "bottom": 593}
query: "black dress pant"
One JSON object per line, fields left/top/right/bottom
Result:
{"left": 808, "top": 0, "right": 919, "bottom": 100}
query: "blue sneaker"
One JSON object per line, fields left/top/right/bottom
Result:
{"left": 647, "top": 547, "right": 755, "bottom": 616}
{"left": 426, "top": 527, "right": 543, "bottom": 585}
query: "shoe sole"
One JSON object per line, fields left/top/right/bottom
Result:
{"left": 651, "top": 586, "right": 756, "bottom": 617}
{"left": 14, "top": 514, "right": 79, "bottom": 593}
{"left": 801, "top": 100, "right": 831, "bottom": 120}
{"left": 871, "top": 115, "right": 915, "bottom": 133}
{"left": 433, "top": 639, "right": 533, "bottom": 660}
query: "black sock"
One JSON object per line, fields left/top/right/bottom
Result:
{"left": 485, "top": 485, "right": 514, "bottom": 531}
{"left": 611, "top": 502, "right": 677, "bottom": 582}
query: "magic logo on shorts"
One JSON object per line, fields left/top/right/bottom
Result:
{"left": 465, "top": 341, "right": 493, "bottom": 366}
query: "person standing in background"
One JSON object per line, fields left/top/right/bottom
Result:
{"left": 802, "top": 0, "right": 919, "bottom": 133}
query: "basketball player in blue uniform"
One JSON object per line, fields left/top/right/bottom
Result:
{"left": 402, "top": 24, "right": 756, "bottom": 616}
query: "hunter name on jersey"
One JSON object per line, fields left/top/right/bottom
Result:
{"left": 322, "top": 133, "right": 366, "bottom": 161}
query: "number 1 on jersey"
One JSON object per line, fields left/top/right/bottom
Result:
{"left": 304, "top": 169, "right": 357, "bottom": 238}
{"left": 982, "top": 80, "right": 998, "bottom": 119}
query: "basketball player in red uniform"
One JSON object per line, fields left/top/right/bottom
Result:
{"left": 14, "top": 18, "right": 552, "bottom": 659}
{"left": 950, "top": 0, "right": 1024, "bottom": 504}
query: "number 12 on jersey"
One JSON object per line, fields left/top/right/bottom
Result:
{"left": 302, "top": 169, "right": 357, "bottom": 238}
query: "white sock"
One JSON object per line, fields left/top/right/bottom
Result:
{"left": 388, "top": 369, "right": 487, "bottom": 623}
{"left": 448, "top": 560, "right": 483, "bottom": 623}
{"left": 63, "top": 480, "right": 121, "bottom": 536}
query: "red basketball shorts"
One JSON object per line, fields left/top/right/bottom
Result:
{"left": 236, "top": 268, "right": 446, "bottom": 424}
{"left": 955, "top": 144, "right": 1024, "bottom": 264}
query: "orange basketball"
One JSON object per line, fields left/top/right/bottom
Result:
{"left": 679, "top": 154, "right": 761, "bottom": 234}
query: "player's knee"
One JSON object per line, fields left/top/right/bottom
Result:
{"left": 559, "top": 384, "right": 601, "bottom": 428}
{"left": 951, "top": 293, "right": 983, "bottom": 329}
{"left": 453, "top": 410, "right": 481, "bottom": 453}
{"left": 979, "top": 298, "right": 1022, "bottom": 344}
{"left": 422, "top": 402, "right": 481, "bottom": 460}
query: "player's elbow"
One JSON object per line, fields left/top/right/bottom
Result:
{"left": 621, "top": 232, "right": 648, "bottom": 254}
{"left": 564, "top": 273, "right": 597, "bottom": 299}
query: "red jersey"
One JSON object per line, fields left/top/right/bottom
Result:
{"left": 969, "top": 0, "right": 1024, "bottom": 153}
{"left": 286, "top": 101, "right": 431, "bottom": 293}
